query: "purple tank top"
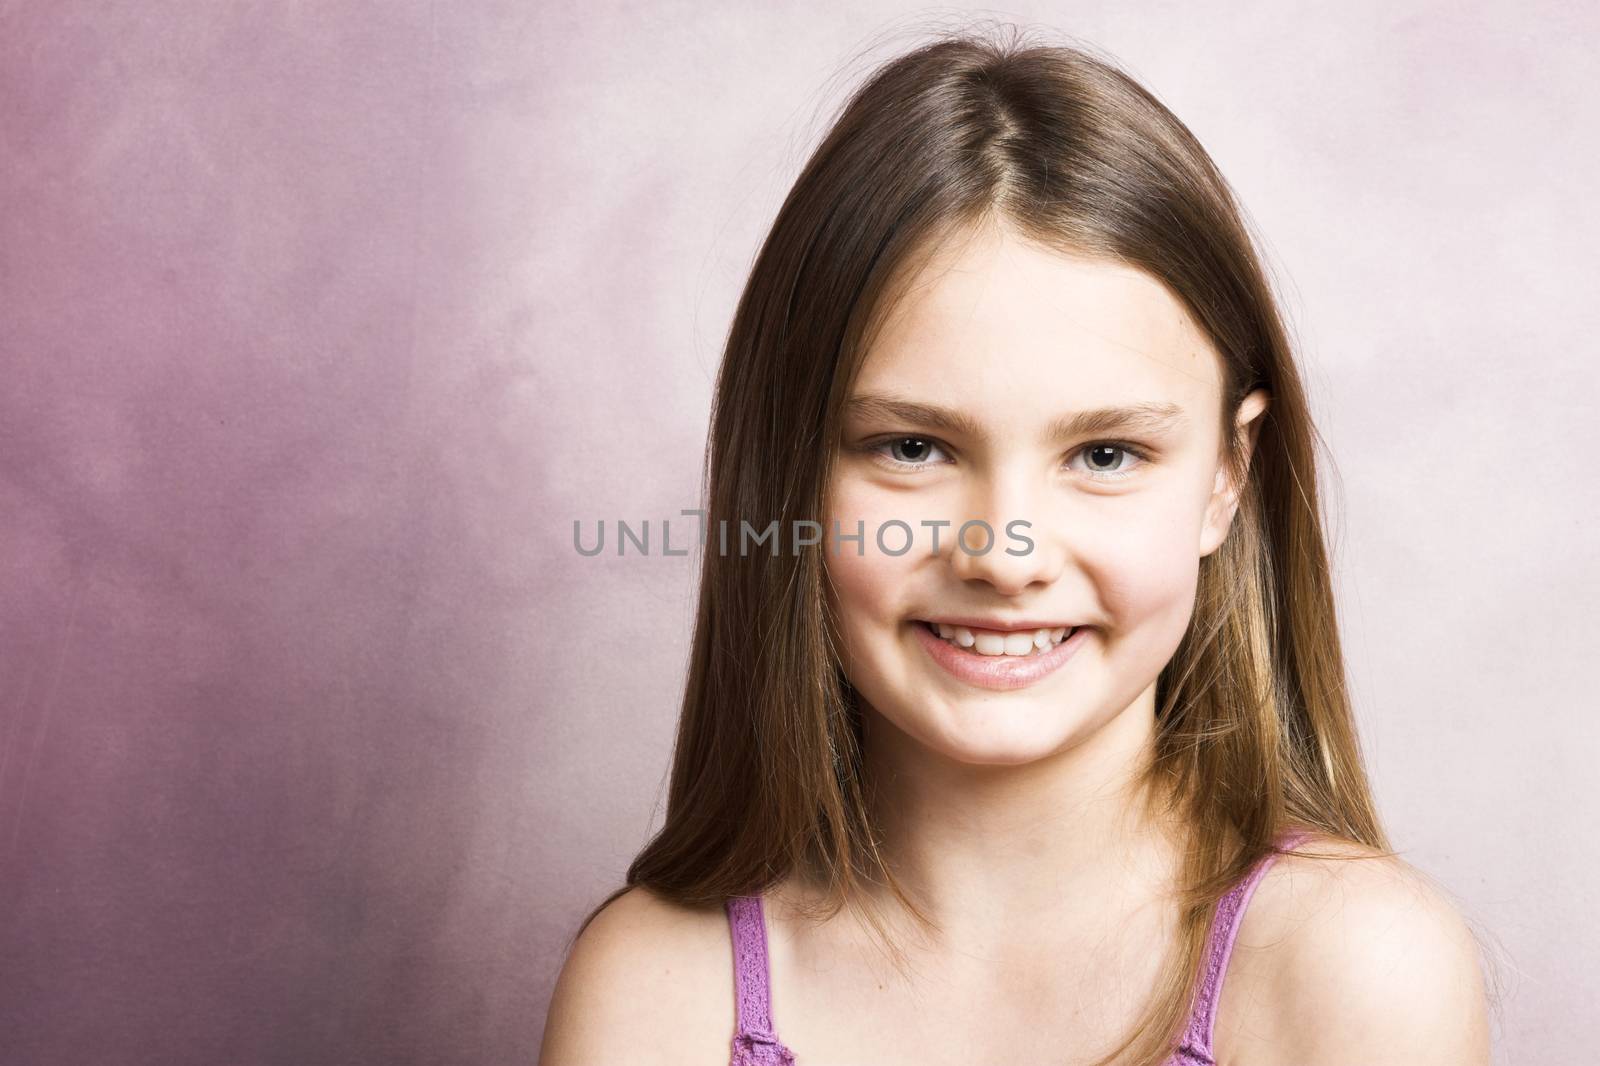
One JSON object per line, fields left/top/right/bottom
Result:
{"left": 724, "top": 828, "right": 1312, "bottom": 1066}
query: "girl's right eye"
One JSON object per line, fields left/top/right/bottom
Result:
{"left": 865, "top": 435, "right": 952, "bottom": 471}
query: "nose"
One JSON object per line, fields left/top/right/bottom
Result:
{"left": 945, "top": 475, "right": 1066, "bottom": 595}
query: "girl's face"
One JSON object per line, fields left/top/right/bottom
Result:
{"left": 824, "top": 221, "right": 1267, "bottom": 765}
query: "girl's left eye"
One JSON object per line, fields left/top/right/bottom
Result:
{"left": 1067, "top": 441, "right": 1151, "bottom": 481}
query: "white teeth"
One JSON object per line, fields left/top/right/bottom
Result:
{"left": 927, "top": 622, "right": 1074, "bottom": 657}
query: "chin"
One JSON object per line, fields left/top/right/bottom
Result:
{"left": 884, "top": 695, "right": 1090, "bottom": 766}
{"left": 937, "top": 739, "right": 1064, "bottom": 767}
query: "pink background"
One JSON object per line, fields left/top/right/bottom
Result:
{"left": 2, "top": 3, "right": 1594, "bottom": 1063}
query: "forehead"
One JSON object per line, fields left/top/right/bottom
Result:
{"left": 853, "top": 222, "right": 1223, "bottom": 418}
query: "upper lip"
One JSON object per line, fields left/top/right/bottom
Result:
{"left": 919, "top": 616, "right": 1081, "bottom": 633}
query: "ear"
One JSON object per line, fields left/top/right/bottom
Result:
{"left": 1199, "top": 389, "right": 1270, "bottom": 558}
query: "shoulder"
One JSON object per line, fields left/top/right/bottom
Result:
{"left": 1223, "top": 834, "right": 1492, "bottom": 1066}
{"left": 538, "top": 885, "right": 736, "bottom": 1066}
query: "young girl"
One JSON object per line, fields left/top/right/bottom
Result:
{"left": 541, "top": 28, "right": 1492, "bottom": 1066}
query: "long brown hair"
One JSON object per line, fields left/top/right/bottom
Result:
{"left": 577, "top": 24, "right": 1397, "bottom": 1065}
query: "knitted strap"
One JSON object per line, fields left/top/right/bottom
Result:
{"left": 725, "top": 895, "right": 796, "bottom": 1065}
{"left": 727, "top": 895, "right": 779, "bottom": 1035}
{"left": 1184, "top": 828, "right": 1315, "bottom": 1055}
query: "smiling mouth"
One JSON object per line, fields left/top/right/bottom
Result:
{"left": 918, "top": 620, "right": 1077, "bottom": 658}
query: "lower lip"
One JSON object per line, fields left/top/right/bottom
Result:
{"left": 912, "top": 621, "right": 1090, "bottom": 691}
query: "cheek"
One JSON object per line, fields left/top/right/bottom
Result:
{"left": 1084, "top": 487, "right": 1208, "bottom": 641}
{"left": 822, "top": 537, "right": 887, "bottom": 645}
{"left": 822, "top": 475, "right": 917, "bottom": 664}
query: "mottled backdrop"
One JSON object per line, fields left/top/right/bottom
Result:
{"left": 1, "top": 2, "right": 1595, "bottom": 1063}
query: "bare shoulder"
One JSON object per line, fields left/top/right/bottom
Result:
{"left": 1222, "top": 833, "right": 1492, "bottom": 1066}
{"left": 538, "top": 885, "right": 735, "bottom": 1066}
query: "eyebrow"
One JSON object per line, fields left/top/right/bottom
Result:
{"left": 843, "top": 393, "right": 1188, "bottom": 441}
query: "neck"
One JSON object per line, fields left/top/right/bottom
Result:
{"left": 855, "top": 680, "right": 1185, "bottom": 952}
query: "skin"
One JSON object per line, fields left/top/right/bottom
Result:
{"left": 778, "top": 214, "right": 1266, "bottom": 1058}
{"left": 823, "top": 215, "right": 1263, "bottom": 945}
{"left": 537, "top": 217, "right": 1493, "bottom": 1065}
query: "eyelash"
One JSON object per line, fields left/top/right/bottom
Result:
{"left": 861, "top": 435, "right": 1153, "bottom": 482}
